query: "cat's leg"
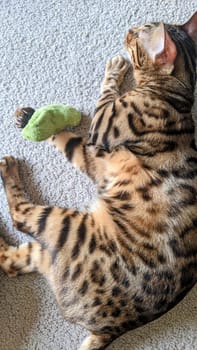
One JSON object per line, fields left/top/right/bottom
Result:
{"left": 48, "top": 131, "right": 104, "bottom": 181}
{"left": 0, "top": 155, "right": 40, "bottom": 236}
{"left": 96, "top": 55, "right": 130, "bottom": 110}
{"left": 88, "top": 55, "right": 130, "bottom": 147}
{"left": 0, "top": 155, "right": 80, "bottom": 242}
{"left": 79, "top": 333, "right": 114, "bottom": 350}
{"left": 14, "top": 107, "right": 101, "bottom": 181}
{"left": 0, "top": 155, "right": 100, "bottom": 270}
{"left": 0, "top": 238, "right": 50, "bottom": 276}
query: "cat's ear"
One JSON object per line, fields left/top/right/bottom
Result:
{"left": 182, "top": 12, "right": 197, "bottom": 42}
{"left": 140, "top": 22, "right": 177, "bottom": 73}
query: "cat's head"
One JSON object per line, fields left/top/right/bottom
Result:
{"left": 125, "top": 12, "right": 197, "bottom": 90}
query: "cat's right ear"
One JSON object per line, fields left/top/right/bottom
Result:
{"left": 182, "top": 12, "right": 197, "bottom": 42}
{"left": 139, "top": 23, "right": 177, "bottom": 74}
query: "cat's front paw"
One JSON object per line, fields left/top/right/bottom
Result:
{"left": 15, "top": 107, "right": 35, "bottom": 129}
{"left": 105, "top": 55, "right": 130, "bottom": 85}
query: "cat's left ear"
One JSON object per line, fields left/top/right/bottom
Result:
{"left": 182, "top": 12, "right": 197, "bottom": 42}
{"left": 140, "top": 22, "right": 177, "bottom": 73}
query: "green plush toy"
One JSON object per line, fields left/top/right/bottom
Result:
{"left": 17, "top": 104, "right": 81, "bottom": 141}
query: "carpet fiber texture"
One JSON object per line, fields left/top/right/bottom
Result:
{"left": 0, "top": 1, "right": 196, "bottom": 349}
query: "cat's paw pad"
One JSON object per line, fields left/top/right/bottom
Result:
{"left": 15, "top": 107, "right": 35, "bottom": 129}
{"left": 0, "top": 155, "right": 19, "bottom": 180}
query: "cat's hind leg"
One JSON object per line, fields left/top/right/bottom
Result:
{"left": 0, "top": 155, "right": 95, "bottom": 264}
{"left": 0, "top": 238, "right": 50, "bottom": 277}
{"left": 0, "top": 155, "right": 79, "bottom": 242}
{"left": 0, "top": 155, "right": 42, "bottom": 236}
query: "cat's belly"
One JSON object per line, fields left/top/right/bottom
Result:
{"left": 48, "top": 256, "right": 196, "bottom": 334}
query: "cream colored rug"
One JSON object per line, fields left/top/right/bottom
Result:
{"left": 0, "top": 0, "right": 196, "bottom": 349}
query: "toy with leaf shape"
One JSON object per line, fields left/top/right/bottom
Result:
{"left": 15, "top": 104, "right": 81, "bottom": 141}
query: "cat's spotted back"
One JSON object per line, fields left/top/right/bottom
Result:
{"left": 0, "top": 12, "right": 197, "bottom": 350}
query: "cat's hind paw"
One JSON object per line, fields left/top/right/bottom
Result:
{"left": 0, "top": 155, "right": 19, "bottom": 181}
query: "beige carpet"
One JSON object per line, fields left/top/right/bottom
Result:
{"left": 0, "top": 0, "right": 196, "bottom": 349}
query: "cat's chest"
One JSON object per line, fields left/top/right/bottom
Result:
{"left": 88, "top": 102, "right": 136, "bottom": 150}
{"left": 88, "top": 94, "right": 168, "bottom": 151}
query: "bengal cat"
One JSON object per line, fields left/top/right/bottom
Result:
{"left": 0, "top": 12, "right": 197, "bottom": 350}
